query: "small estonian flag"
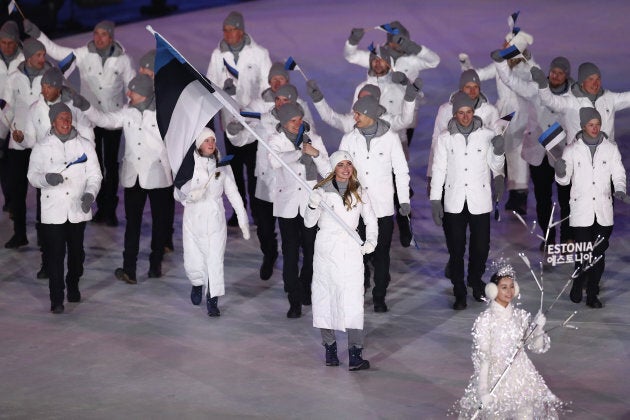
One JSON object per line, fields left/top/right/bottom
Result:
{"left": 538, "top": 122, "right": 566, "bottom": 151}
{"left": 284, "top": 56, "right": 298, "bottom": 71}
{"left": 499, "top": 45, "right": 521, "bottom": 60}
{"left": 508, "top": 11, "right": 520, "bottom": 30}
{"left": 7, "top": 0, "right": 16, "bottom": 14}
{"left": 377, "top": 23, "right": 399, "bottom": 35}
{"left": 217, "top": 154, "right": 234, "bottom": 167}
{"left": 223, "top": 58, "right": 239, "bottom": 79}
{"left": 367, "top": 42, "right": 376, "bottom": 54}
{"left": 295, "top": 123, "right": 306, "bottom": 148}
{"left": 240, "top": 111, "right": 261, "bottom": 120}
{"left": 501, "top": 112, "right": 515, "bottom": 122}
{"left": 65, "top": 153, "right": 88, "bottom": 169}
{"left": 58, "top": 52, "right": 77, "bottom": 78}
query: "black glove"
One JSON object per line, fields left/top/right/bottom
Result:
{"left": 404, "top": 77, "right": 422, "bottom": 101}
{"left": 223, "top": 78, "right": 236, "bottom": 96}
{"left": 430, "top": 200, "right": 443, "bottom": 226}
{"left": 348, "top": 28, "right": 365, "bottom": 46}
{"left": 491, "top": 135, "right": 505, "bottom": 155}
{"left": 493, "top": 175, "right": 505, "bottom": 202}
{"left": 490, "top": 49, "right": 504, "bottom": 63}
{"left": 226, "top": 121, "right": 244, "bottom": 136}
{"left": 23, "top": 19, "right": 41, "bottom": 38}
{"left": 306, "top": 80, "right": 324, "bottom": 103}
{"left": 554, "top": 158, "right": 567, "bottom": 178}
{"left": 46, "top": 173, "right": 64, "bottom": 186}
{"left": 81, "top": 192, "right": 94, "bottom": 213}
{"left": 530, "top": 67, "right": 548, "bottom": 89}
{"left": 395, "top": 36, "right": 422, "bottom": 55}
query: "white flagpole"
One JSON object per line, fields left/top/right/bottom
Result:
{"left": 148, "top": 27, "right": 363, "bottom": 245}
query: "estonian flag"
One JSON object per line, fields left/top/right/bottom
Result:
{"left": 499, "top": 45, "right": 521, "bottom": 60}
{"left": 58, "top": 52, "right": 77, "bottom": 78}
{"left": 376, "top": 23, "right": 399, "bottom": 35}
{"left": 153, "top": 29, "right": 224, "bottom": 189}
{"left": 284, "top": 56, "right": 298, "bottom": 71}
{"left": 223, "top": 58, "right": 239, "bottom": 79}
{"left": 295, "top": 123, "right": 307, "bottom": 148}
{"left": 501, "top": 111, "right": 515, "bottom": 121}
{"left": 217, "top": 154, "right": 234, "bottom": 168}
{"left": 538, "top": 122, "right": 566, "bottom": 151}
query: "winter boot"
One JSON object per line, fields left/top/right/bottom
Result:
{"left": 324, "top": 342, "right": 340, "bottom": 367}
{"left": 348, "top": 346, "right": 370, "bottom": 371}
{"left": 190, "top": 285, "right": 203, "bottom": 305}
{"left": 207, "top": 295, "right": 220, "bottom": 317}
{"left": 504, "top": 189, "right": 528, "bottom": 215}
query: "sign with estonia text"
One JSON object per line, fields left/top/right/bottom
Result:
{"left": 545, "top": 241, "right": 593, "bottom": 266}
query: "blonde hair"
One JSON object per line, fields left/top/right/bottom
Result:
{"left": 314, "top": 166, "right": 363, "bottom": 210}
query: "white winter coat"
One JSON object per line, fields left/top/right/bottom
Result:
{"left": 85, "top": 106, "right": 172, "bottom": 189}
{"left": 343, "top": 41, "right": 440, "bottom": 80}
{"left": 2, "top": 64, "right": 50, "bottom": 150}
{"left": 37, "top": 33, "right": 135, "bottom": 113}
{"left": 206, "top": 35, "right": 271, "bottom": 127}
{"left": 555, "top": 134, "right": 626, "bottom": 227}
{"left": 539, "top": 84, "right": 630, "bottom": 144}
{"left": 304, "top": 182, "right": 378, "bottom": 331}
{"left": 430, "top": 121, "right": 505, "bottom": 214}
{"left": 268, "top": 129, "right": 330, "bottom": 219}
{"left": 339, "top": 123, "right": 410, "bottom": 218}
{"left": 27, "top": 130, "right": 102, "bottom": 224}
{"left": 0, "top": 50, "right": 24, "bottom": 138}
{"left": 427, "top": 92, "right": 500, "bottom": 177}
{"left": 176, "top": 152, "right": 248, "bottom": 297}
{"left": 25, "top": 95, "right": 95, "bottom": 145}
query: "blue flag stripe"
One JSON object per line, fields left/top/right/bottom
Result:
{"left": 240, "top": 111, "right": 261, "bottom": 119}
{"left": 538, "top": 122, "right": 564, "bottom": 147}
{"left": 223, "top": 58, "right": 239, "bottom": 79}
{"left": 499, "top": 45, "right": 520, "bottom": 60}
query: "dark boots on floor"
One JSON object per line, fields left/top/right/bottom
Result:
{"left": 207, "top": 295, "right": 220, "bottom": 317}
{"left": 348, "top": 346, "right": 370, "bottom": 371}
{"left": 324, "top": 342, "right": 340, "bottom": 367}
{"left": 504, "top": 189, "right": 528, "bottom": 215}
{"left": 190, "top": 285, "right": 202, "bottom": 305}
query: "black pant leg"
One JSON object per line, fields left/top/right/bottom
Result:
{"left": 242, "top": 142, "right": 258, "bottom": 218}
{"left": 443, "top": 208, "right": 469, "bottom": 297}
{"left": 253, "top": 197, "right": 277, "bottom": 259}
{"left": 147, "top": 186, "right": 172, "bottom": 268}
{"left": 467, "top": 210, "right": 490, "bottom": 289}
{"left": 7, "top": 149, "right": 30, "bottom": 237}
{"left": 94, "top": 127, "right": 122, "bottom": 218}
{"left": 278, "top": 216, "right": 302, "bottom": 305}
{"left": 557, "top": 182, "right": 573, "bottom": 242}
{"left": 299, "top": 220, "right": 317, "bottom": 298}
{"left": 530, "top": 156, "right": 556, "bottom": 242}
{"left": 122, "top": 182, "right": 147, "bottom": 276}
{"left": 371, "top": 215, "right": 394, "bottom": 300}
{"left": 65, "top": 222, "right": 86, "bottom": 293}
{"left": 41, "top": 223, "right": 67, "bottom": 306}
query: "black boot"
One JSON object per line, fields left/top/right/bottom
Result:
{"left": 324, "top": 342, "right": 340, "bottom": 367}
{"left": 148, "top": 263, "right": 162, "bottom": 278}
{"left": 505, "top": 189, "right": 528, "bottom": 215}
{"left": 373, "top": 296, "right": 388, "bottom": 313}
{"left": 115, "top": 267, "right": 137, "bottom": 285}
{"left": 286, "top": 302, "right": 301, "bottom": 319}
{"left": 259, "top": 253, "right": 277, "bottom": 280}
{"left": 348, "top": 346, "right": 370, "bottom": 371}
{"left": 453, "top": 295, "right": 467, "bottom": 310}
{"left": 190, "top": 285, "right": 202, "bottom": 305}
{"left": 206, "top": 295, "right": 220, "bottom": 317}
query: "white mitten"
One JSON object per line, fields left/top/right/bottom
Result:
{"left": 458, "top": 53, "right": 472, "bottom": 70}
{"left": 186, "top": 188, "right": 205, "bottom": 203}
{"left": 308, "top": 188, "right": 324, "bottom": 209}
{"left": 360, "top": 241, "right": 376, "bottom": 255}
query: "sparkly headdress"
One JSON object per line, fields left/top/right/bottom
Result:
{"left": 490, "top": 257, "right": 516, "bottom": 282}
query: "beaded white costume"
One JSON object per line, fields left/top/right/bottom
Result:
{"left": 456, "top": 300, "right": 563, "bottom": 419}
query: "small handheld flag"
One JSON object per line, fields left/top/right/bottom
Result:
{"left": 499, "top": 45, "right": 521, "bottom": 60}
{"left": 497, "top": 111, "right": 515, "bottom": 135}
{"left": 62, "top": 153, "right": 88, "bottom": 171}
{"left": 367, "top": 42, "right": 376, "bottom": 54}
{"left": 295, "top": 123, "right": 306, "bottom": 148}
{"left": 223, "top": 58, "right": 239, "bottom": 79}
{"left": 283, "top": 56, "right": 307, "bottom": 81}
{"left": 58, "top": 52, "right": 77, "bottom": 78}
{"left": 538, "top": 122, "right": 566, "bottom": 161}
{"left": 7, "top": 0, "right": 15, "bottom": 14}
{"left": 508, "top": 11, "right": 520, "bottom": 33}
{"left": 375, "top": 23, "right": 400, "bottom": 35}
{"left": 217, "top": 154, "right": 234, "bottom": 167}
{"left": 240, "top": 111, "right": 261, "bottom": 120}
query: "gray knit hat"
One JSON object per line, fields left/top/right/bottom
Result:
{"left": 273, "top": 84, "right": 298, "bottom": 101}
{"left": 386, "top": 21, "right": 410, "bottom": 43}
{"left": 128, "top": 74, "right": 154, "bottom": 97}
{"left": 41, "top": 67, "right": 63, "bottom": 88}
{"left": 139, "top": 49, "right": 156, "bottom": 71}
{"left": 451, "top": 91, "right": 475, "bottom": 115}
{"left": 549, "top": 56, "right": 570, "bottom": 76}
{"left": 23, "top": 38, "right": 45, "bottom": 59}
{"left": 579, "top": 107, "right": 601, "bottom": 127}
{"left": 277, "top": 102, "right": 304, "bottom": 125}
{"left": 357, "top": 84, "right": 381, "bottom": 101}
{"left": 352, "top": 95, "right": 385, "bottom": 121}
{"left": 578, "top": 62, "right": 600, "bottom": 84}
{"left": 0, "top": 20, "right": 19, "bottom": 42}
{"left": 459, "top": 69, "right": 480, "bottom": 90}
{"left": 94, "top": 20, "right": 115, "bottom": 37}
{"left": 268, "top": 62, "right": 289, "bottom": 83}
{"left": 223, "top": 11, "right": 244, "bottom": 30}
{"left": 49, "top": 102, "right": 71, "bottom": 123}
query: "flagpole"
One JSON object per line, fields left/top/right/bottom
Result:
{"left": 148, "top": 26, "right": 364, "bottom": 246}
{"left": 11, "top": 0, "right": 26, "bottom": 19}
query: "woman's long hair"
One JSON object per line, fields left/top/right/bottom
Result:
{"left": 314, "top": 166, "right": 363, "bottom": 210}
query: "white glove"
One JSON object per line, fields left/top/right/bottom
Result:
{"left": 480, "top": 393, "right": 495, "bottom": 408}
{"left": 360, "top": 241, "right": 376, "bottom": 255}
{"left": 241, "top": 225, "right": 250, "bottom": 240}
{"left": 533, "top": 311, "right": 546, "bottom": 329}
{"left": 458, "top": 53, "right": 472, "bottom": 70}
{"left": 186, "top": 188, "right": 205, "bottom": 203}
{"left": 308, "top": 188, "right": 324, "bottom": 209}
